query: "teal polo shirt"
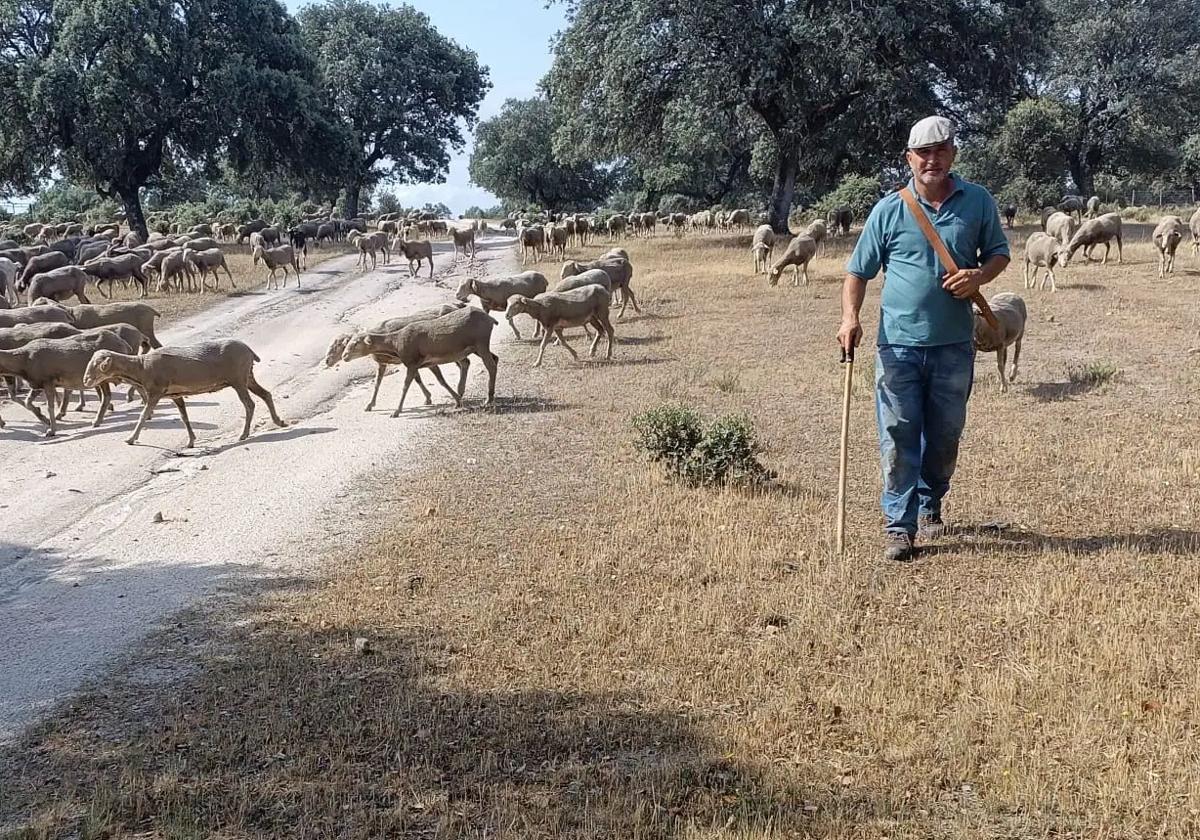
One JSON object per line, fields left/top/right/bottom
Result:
{"left": 846, "top": 175, "right": 1010, "bottom": 347}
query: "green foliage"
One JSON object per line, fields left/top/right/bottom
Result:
{"left": 657, "top": 194, "right": 696, "bottom": 215}
{"left": 299, "top": 0, "right": 490, "bottom": 218}
{"left": 469, "top": 97, "right": 613, "bottom": 209}
{"left": 814, "top": 175, "right": 881, "bottom": 221}
{"left": 632, "top": 405, "right": 772, "bottom": 487}
{"left": 463, "top": 204, "right": 508, "bottom": 219}
{"left": 28, "top": 181, "right": 112, "bottom": 222}
{"left": 374, "top": 191, "right": 403, "bottom": 216}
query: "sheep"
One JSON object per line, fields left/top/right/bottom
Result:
{"left": 1191, "top": 207, "right": 1200, "bottom": 259}
{"left": 182, "top": 236, "right": 220, "bottom": 253}
{"left": 1058, "top": 195, "right": 1086, "bottom": 221}
{"left": 450, "top": 225, "right": 477, "bottom": 261}
{"left": 325, "top": 303, "right": 466, "bottom": 410}
{"left": 1085, "top": 196, "right": 1101, "bottom": 219}
{"left": 768, "top": 234, "right": 818, "bottom": 286}
{"left": 122, "top": 231, "right": 144, "bottom": 249}
{"left": 0, "top": 248, "right": 28, "bottom": 268}
{"left": 0, "top": 239, "right": 17, "bottom": 251}
{"left": 973, "top": 292, "right": 1026, "bottom": 393}
{"left": 1152, "top": 216, "right": 1186, "bottom": 279}
{"left": 82, "top": 339, "right": 287, "bottom": 447}
{"left": 17, "top": 251, "right": 70, "bottom": 289}
{"left": 288, "top": 228, "right": 310, "bottom": 269}
{"left": 252, "top": 244, "right": 301, "bottom": 289}
{"left": 0, "top": 305, "right": 75, "bottom": 329}
{"left": 392, "top": 237, "right": 434, "bottom": 278}
{"left": 315, "top": 222, "right": 337, "bottom": 246}
{"left": 75, "top": 238, "right": 113, "bottom": 265}
{"left": 0, "top": 256, "right": 17, "bottom": 304}
{"left": 1043, "top": 211, "right": 1078, "bottom": 248}
{"left": 1039, "top": 206, "right": 1056, "bottom": 231}
{"left": 26, "top": 266, "right": 92, "bottom": 305}
{"left": 729, "top": 208, "right": 751, "bottom": 232}
{"left": 248, "top": 231, "right": 266, "bottom": 254}
{"left": 456, "top": 272, "right": 548, "bottom": 340}
{"left": 1003, "top": 204, "right": 1017, "bottom": 228}
{"left": 826, "top": 206, "right": 853, "bottom": 236}
{"left": 1022, "top": 232, "right": 1062, "bottom": 292}
{"left": 1059, "top": 213, "right": 1123, "bottom": 267}
{"left": 640, "top": 212, "right": 658, "bottom": 236}
{"left": 68, "top": 302, "right": 163, "bottom": 348}
{"left": 236, "top": 219, "right": 269, "bottom": 244}
{"left": 608, "top": 214, "right": 627, "bottom": 239}
{"left": 805, "top": 218, "right": 828, "bottom": 250}
{"left": 518, "top": 226, "right": 544, "bottom": 264}
{"left": 560, "top": 254, "right": 639, "bottom": 316}
{"left": 185, "top": 248, "right": 237, "bottom": 291}
{"left": 505, "top": 286, "right": 615, "bottom": 367}
{"left": 348, "top": 230, "right": 386, "bottom": 271}
{"left": 0, "top": 331, "right": 132, "bottom": 435}
{"left": 340, "top": 307, "right": 498, "bottom": 415}
{"left": 81, "top": 253, "right": 149, "bottom": 298}
{"left": 751, "top": 225, "right": 776, "bottom": 274}
{"left": 542, "top": 224, "right": 567, "bottom": 260}
{"left": 189, "top": 223, "right": 213, "bottom": 237}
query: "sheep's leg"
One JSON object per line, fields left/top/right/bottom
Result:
{"left": 598, "top": 312, "right": 615, "bottom": 359}
{"left": 56, "top": 389, "right": 70, "bottom": 419}
{"left": 92, "top": 384, "right": 112, "bottom": 428}
{"left": 1116, "top": 235, "right": 1123, "bottom": 263}
{"left": 1102, "top": 242, "right": 1110, "bottom": 265}
{"left": 96, "top": 280, "right": 111, "bottom": 299}
{"left": 588, "top": 317, "right": 602, "bottom": 357}
{"left": 506, "top": 315, "right": 522, "bottom": 341}
{"left": 366, "top": 362, "right": 388, "bottom": 411}
{"left": 233, "top": 386, "right": 256, "bottom": 440}
{"left": 1009, "top": 338, "right": 1021, "bottom": 383}
{"left": 1023, "top": 260, "right": 1030, "bottom": 289}
{"left": 480, "top": 350, "right": 497, "bottom": 404}
{"left": 393, "top": 367, "right": 418, "bottom": 417}
{"left": 624, "top": 283, "right": 641, "bottom": 313}
{"left": 43, "top": 386, "right": 57, "bottom": 436}
{"left": 165, "top": 397, "right": 197, "bottom": 448}
{"left": 534, "top": 328, "right": 554, "bottom": 367}
{"left": 126, "top": 397, "right": 159, "bottom": 445}
{"left": 555, "top": 329, "right": 580, "bottom": 361}
{"left": 247, "top": 378, "right": 287, "bottom": 429}
{"left": 76, "top": 388, "right": 87, "bottom": 411}
{"left": 427, "top": 365, "right": 461, "bottom": 407}
{"left": 996, "top": 347, "right": 1008, "bottom": 393}
{"left": 76, "top": 288, "right": 90, "bottom": 304}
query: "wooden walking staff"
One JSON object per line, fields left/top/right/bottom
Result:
{"left": 836, "top": 344, "right": 854, "bottom": 557}
{"left": 898, "top": 187, "right": 1001, "bottom": 335}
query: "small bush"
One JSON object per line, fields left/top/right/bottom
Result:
{"left": 632, "top": 404, "right": 772, "bottom": 487}
{"left": 711, "top": 370, "right": 741, "bottom": 394}
{"left": 1068, "top": 362, "right": 1120, "bottom": 386}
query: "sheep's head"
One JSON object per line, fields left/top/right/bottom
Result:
{"left": 560, "top": 261, "right": 580, "bottom": 280}
{"left": 505, "top": 295, "right": 530, "bottom": 319}
{"left": 251, "top": 245, "right": 264, "bottom": 266}
{"left": 341, "top": 334, "right": 378, "bottom": 363}
{"left": 1056, "top": 243, "right": 1073, "bottom": 268}
{"left": 82, "top": 350, "right": 118, "bottom": 388}
{"left": 972, "top": 307, "right": 1003, "bottom": 352}
{"left": 324, "top": 334, "right": 351, "bottom": 367}
{"left": 454, "top": 278, "right": 474, "bottom": 302}
{"left": 767, "top": 264, "right": 783, "bottom": 286}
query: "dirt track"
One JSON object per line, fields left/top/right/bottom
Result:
{"left": 0, "top": 236, "right": 515, "bottom": 742}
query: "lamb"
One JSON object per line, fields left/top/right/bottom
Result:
{"left": 68, "top": 302, "right": 163, "bottom": 348}
{"left": 82, "top": 340, "right": 287, "bottom": 446}
{"left": 1003, "top": 204, "right": 1017, "bottom": 228}
{"left": 325, "top": 303, "right": 466, "bottom": 410}
{"left": 340, "top": 307, "right": 498, "bottom": 415}
{"left": 505, "top": 286, "right": 615, "bottom": 367}
{"left": 826, "top": 206, "right": 853, "bottom": 236}
{"left": 1085, "top": 196, "right": 1101, "bottom": 218}
{"left": 1059, "top": 213, "right": 1123, "bottom": 267}
{"left": 17, "top": 251, "right": 70, "bottom": 288}
{"left": 768, "top": 234, "right": 818, "bottom": 286}
{"left": 25, "top": 266, "right": 92, "bottom": 305}
{"left": 518, "top": 226, "right": 544, "bottom": 264}
{"left": 559, "top": 254, "right": 639, "bottom": 316}
{"left": 1152, "top": 216, "right": 1187, "bottom": 279}
{"left": 1044, "top": 211, "right": 1079, "bottom": 247}
{"left": 1022, "top": 232, "right": 1063, "bottom": 292}
{"left": 393, "top": 237, "right": 434, "bottom": 278}
{"left": 184, "top": 248, "right": 237, "bottom": 291}
{"left": 542, "top": 224, "right": 567, "bottom": 260}
{"left": 973, "top": 292, "right": 1026, "bottom": 393}
{"left": 751, "top": 225, "right": 776, "bottom": 274}
{"left": 0, "top": 331, "right": 132, "bottom": 435}
{"left": 450, "top": 225, "right": 477, "bottom": 261}
{"left": 81, "top": 253, "right": 149, "bottom": 298}
{"left": 456, "top": 272, "right": 548, "bottom": 339}
{"left": 155, "top": 249, "right": 196, "bottom": 293}
{"left": 252, "top": 244, "right": 301, "bottom": 289}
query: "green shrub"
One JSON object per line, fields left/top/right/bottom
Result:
{"left": 814, "top": 173, "right": 882, "bottom": 222}
{"left": 632, "top": 404, "right": 772, "bottom": 487}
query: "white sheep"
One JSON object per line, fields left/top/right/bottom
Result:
{"left": 768, "top": 235, "right": 818, "bottom": 286}
{"left": 1059, "top": 213, "right": 1123, "bottom": 267}
{"left": 1022, "top": 232, "right": 1062, "bottom": 292}
{"left": 973, "top": 292, "right": 1026, "bottom": 393}
{"left": 505, "top": 286, "right": 615, "bottom": 367}
{"left": 1152, "top": 216, "right": 1187, "bottom": 279}
{"left": 1043, "top": 211, "right": 1078, "bottom": 247}
{"left": 184, "top": 248, "right": 237, "bottom": 291}
{"left": 750, "top": 225, "right": 776, "bottom": 274}
{"left": 456, "top": 272, "right": 548, "bottom": 339}
{"left": 252, "top": 244, "right": 301, "bottom": 289}
{"left": 559, "top": 254, "right": 638, "bottom": 316}
{"left": 1191, "top": 207, "right": 1200, "bottom": 259}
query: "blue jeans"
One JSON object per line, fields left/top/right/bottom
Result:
{"left": 874, "top": 343, "right": 975, "bottom": 537}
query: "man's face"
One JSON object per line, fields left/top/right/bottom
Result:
{"left": 906, "top": 141, "right": 956, "bottom": 188}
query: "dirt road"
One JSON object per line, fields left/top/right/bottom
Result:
{"left": 0, "top": 236, "right": 516, "bottom": 742}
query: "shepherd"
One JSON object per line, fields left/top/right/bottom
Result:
{"left": 837, "top": 116, "right": 1011, "bottom": 562}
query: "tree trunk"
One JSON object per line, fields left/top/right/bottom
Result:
{"left": 342, "top": 181, "right": 362, "bottom": 220}
{"left": 768, "top": 144, "right": 799, "bottom": 235}
{"left": 117, "top": 184, "right": 149, "bottom": 241}
{"left": 1066, "top": 154, "right": 1093, "bottom": 197}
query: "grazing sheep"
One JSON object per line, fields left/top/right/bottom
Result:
{"left": 26, "top": 266, "right": 92, "bottom": 305}
{"left": 81, "top": 253, "right": 149, "bottom": 298}
{"left": 768, "top": 235, "right": 818, "bottom": 286}
{"left": 216, "top": 223, "right": 237, "bottom": 242}
{"left": 1044, "top": 211, "right": 1079, "bottom": 247}
{"left": 252, "top": 244, "right": 301, "bottom": 289}
{"left": 973, "top": 292, "right": 1026, "bottom": 393}
{"left": 826, "top": 206, "right": 853, "bottom": 236}
{"left": 82, "top": 339, "right": 287, "bottom": 446}
{"left": 1022, "top": 232, "right": 1063, "bottom": 292}
{"left": 542, "top": 224, "right": 567, "bottom": 260}
{"left": 560, "top": 254, "right": 639, "bottom": 317}
{"left": 17, "top": 251, "right": 70, "bottom": 289}
{"left": 236, "top": 219, "right": 269, "bottom": 244}
{"left": 69, "top": 302, "right": 163, "bottom": 349}
{"left": 608, "top": 214, "right": 627, "bottom": 239}
{"left": 505, "top": 286, "right": 615, "bottom": 367}
{"left": 450, "top": 225, "right": 477, "bottom": 261}
{"left": 185, "top": 248, "right": 237, "bottom": 291}
{"left": 340, "top": 307, "right": 498, "bottom": 415}
{"left": 1003, "top": 204, "right": 1017, "bottom": 228}
{"left": 1085, "top": 196, "right": 1101, "bottom": 219}
{"left": 456, "top": 272, "right": 548, "bottom": 339}
{"left": 1058, "top": 196, "right": 1086, "bottom": 220}
{"left": 315, "top": 222, "right": 337, "bottom": 246}
{"left": 0, "top": 332, "right": 132, "bottom": 435}
{"left": 751, "top": 225, "right": 776, "bottom": 274}
{"left": 518, "top": 226, "right": 544, "bottom": 264}
{"left": 393, "top": 237, "right": 434, "bottom": 278}
{"left": 1059, "top": 213, "right": 1123, "bottom": 267}
{"left": 1152, "top": 216, "right": 1187, "bottom": 279}
{"left": 155, "top": 249, "right": 196, "bottom": 293}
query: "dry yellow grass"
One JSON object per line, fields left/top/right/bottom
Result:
{"left": 4, "top": 222, "right": 1200, "bottom": 839}
{"left": 85, "top": 242, "right": 356, "bottom": 325}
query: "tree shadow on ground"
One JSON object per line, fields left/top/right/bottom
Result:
{"left": 921, "top": 524, "right": 1200, "bottom": 557}
{"left": 480, "top": 394, "right": 570, "bottom": 414}
{"left": 1027, "top": 377, "right": 1109, "bottom": 402}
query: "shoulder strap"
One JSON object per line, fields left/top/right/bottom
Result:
{"left": 898, "top": 186, "right": 1000, "bottom": 335}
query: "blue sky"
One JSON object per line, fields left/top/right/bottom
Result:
{"left": 288, "top": 0, "right": 567, "bottom": 215}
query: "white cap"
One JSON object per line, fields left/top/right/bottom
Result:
{"left": 907, "top": 116, "right": 955, "bottom": 149}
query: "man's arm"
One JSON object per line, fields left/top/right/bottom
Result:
{"left": 838, "top": 273, "right": 868, "bottom": 353}
{"left": 944, "top": 193, "right": 1011, "bottom": 299}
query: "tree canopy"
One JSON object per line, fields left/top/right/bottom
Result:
{"left": 469, "top": 97, "right": 615, "bottom": 210}
{"left": 298, "top": 0, "right": 490, "bottom": 219}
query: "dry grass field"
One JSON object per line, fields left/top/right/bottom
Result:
{"left": 5, "top": 219, "right": 1200, "bottom": 839}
